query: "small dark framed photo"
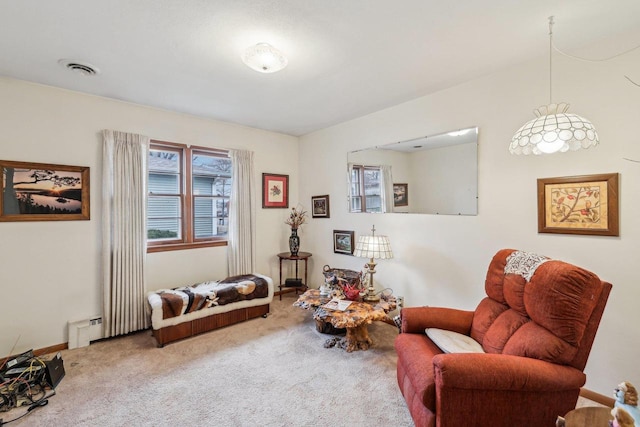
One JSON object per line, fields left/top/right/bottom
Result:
{"left": 393, "top": 183, "right": 408, "bottom": 207}
{"left": 333, "top": 230, "right": 354, "bottom": 255}
{"left": 312, "top": 194, "right": 330, "bottom": 218}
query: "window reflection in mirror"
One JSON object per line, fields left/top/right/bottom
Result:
{"left": 350, "top": 166, "right": 382, "bottom": 212}
{"left": 348, "top": 127, "right": 478, "bottom": 215}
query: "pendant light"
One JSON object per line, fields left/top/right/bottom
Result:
{"left": 509, "top": 17, "right": 599, "bottom": 155}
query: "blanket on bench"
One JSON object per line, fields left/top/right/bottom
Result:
{"left": 157, "top": 274, "right": 269, "bottom": 319}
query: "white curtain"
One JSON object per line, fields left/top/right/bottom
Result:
{"left": 102, "top": 130, "right": 149, "bottom": 337}
{"left": 227, "top": 149, "right": 256, "bottom": 276}
{"left": 380, "top": 164, "right": 394, "bottom": 213}
{"left": 347, "top": 163, "right": 355, "bottom": 212}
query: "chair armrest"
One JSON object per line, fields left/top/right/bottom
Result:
{"left": 400, "top": 306, "right": 474, "bottom": 334}
{"left": 433, "top": 353, "right": 586, "bottom": 391}
{"left": 432, "top": 353, "right": 586, "bottom": 426}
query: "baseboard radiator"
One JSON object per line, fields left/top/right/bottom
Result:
{"left": 68, "top": 316, "right": 104, "bottom": 349}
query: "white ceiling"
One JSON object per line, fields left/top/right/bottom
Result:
{"left": 1, "top": 1, "right": 639, "bottom": 136}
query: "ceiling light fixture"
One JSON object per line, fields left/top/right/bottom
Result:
{"left": 509, "top": 17, "right": 599, "bottom": 155}
{"left": 242, "top": 43, "right": 288, "bottom": 74}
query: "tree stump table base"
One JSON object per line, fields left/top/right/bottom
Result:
{"left": 294, "top": 289, "right": 396, "bottom": 352}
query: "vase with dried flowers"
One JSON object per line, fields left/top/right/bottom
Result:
{"left": 285, "top": 207, "right": 307, "bottom": 256}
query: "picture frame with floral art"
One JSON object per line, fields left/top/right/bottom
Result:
{"left": 262, "top": 173, "right": 289, "bottom": 208}
{"left": 537, "top": 173, "right": 619, "bottom": 236}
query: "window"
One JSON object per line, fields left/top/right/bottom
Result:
{"left": 350, "top": 165, "right": 382, "bottom": 213}
{"left": 147, "top": 140, "right": 231, "bottom": 252}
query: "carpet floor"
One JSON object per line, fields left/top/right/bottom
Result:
{"left": 6, "top": 293, "right": 413, "bottom": 426}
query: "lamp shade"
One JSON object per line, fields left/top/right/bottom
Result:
{"left": 353, "top": 235, "right": 393, "bottom": 260}
{"left": 242, "top": 43, "right": 288, "bottom": 73}
{"left": 510, "top": 103, "right": 599, "bottom": 155}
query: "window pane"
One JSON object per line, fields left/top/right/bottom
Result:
{"left": 149, "top": 173, "right": 179, "bottom": 194}
{"left": 193, "top": 176, "right": 214, "bottom": 196}
{"left": 194, "top": 197, "right": 228, "bottom": 238}
{"left": 351, "top": 197, "right": 362, "bottom": 212}
{"left": 192, "top": 153, "right": 231, "bottom": 191}
{"left": 363, "top": 169, "right": 380, "bottom": 196}
{"left": 148, "top": 196, "right": 180, "bottom": 217}
{"left": 147, "top": 218, "right": 181, "bottom": 240}
{"left": 365, "top": 195, "right": 382, "bottom": 213}
{"left": 147, "top": 196, "right": 181, "bottom": 240}
{"left": 149, "top": 149, "right": 180, "bottom": 173}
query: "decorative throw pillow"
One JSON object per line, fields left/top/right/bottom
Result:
{"left": 426, "top": 328, "right": 485, "bottom": 354}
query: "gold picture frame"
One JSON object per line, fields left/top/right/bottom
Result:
{"left": 1, "top": 160, "right": 90, "bottom": 221}
{"left": 537, "top": 173, "right": 619, "bottom": 236}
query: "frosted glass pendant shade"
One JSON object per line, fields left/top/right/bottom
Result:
{"left": 509, "top": 103, "right": 599, "bottom": 155}
{"left": 242, "top": 43, "right": 288, "bottom": 73}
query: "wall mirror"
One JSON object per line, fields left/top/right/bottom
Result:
{"left": 347, "top": 126, "right": 478, "bottom": 215}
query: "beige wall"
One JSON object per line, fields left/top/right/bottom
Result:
{"left": 1, "top": 32, "right": 638, "bottom": 397}
{"left": 299, "top": 44, "right": 640, "bottom": 395}
{"left": 0, "top": 78, "right": 298, "bottom": 354}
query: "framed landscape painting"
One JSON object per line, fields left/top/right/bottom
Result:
{"left": 0, "top": 160, "right": 90, "bottom": 221}
{"left": 262, "top": 173, "right": 289, "bottom": 208}
{"left": 333, "top": 230, "right": 354, "bottom": 255}
{"left": 537, "top": 173, "right": 619, "bottom": 236}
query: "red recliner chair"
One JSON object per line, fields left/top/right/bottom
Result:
{"left": 394, "top": 249, "right": 612, "bottom": 427}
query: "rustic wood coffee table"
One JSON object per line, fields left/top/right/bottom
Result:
{"left": 556, "top": 406, "right": 612, "bottom": 427}
{"left": 294, "top": 289, "right": 396, "bottom": 352}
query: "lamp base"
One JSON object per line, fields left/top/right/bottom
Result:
{"left": 362, "top": 288, "right": 380, "bottom": 303}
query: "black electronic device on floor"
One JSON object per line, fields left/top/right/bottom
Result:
{"left": 44, "top": 352, "right": 65, "bottom": 389}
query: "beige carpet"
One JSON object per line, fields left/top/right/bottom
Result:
{"left": 6, "top": 293, "right": 413, "bottom": 426}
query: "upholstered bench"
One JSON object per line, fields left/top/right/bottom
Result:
{"left": 147, "top": 273, "right": 274, "bottom": 346}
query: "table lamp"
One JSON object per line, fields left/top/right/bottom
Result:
{"left": 353, "top": 225, "right": 393, "bottom": 303}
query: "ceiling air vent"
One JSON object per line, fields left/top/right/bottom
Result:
{"left": 58, "top": 59, "right": 100, "bottom": 76}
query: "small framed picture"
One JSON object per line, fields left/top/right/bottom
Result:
{"left": 311, "top": 194, "right": 330, "bottom": 218}
{"left": 333, "top": 230, "right": 354, "bottom": 255}
{"left": 393, "top": 183, "right": 408, "bottom": 207}
{"left": 262, "top": 173, "right": 289, "bottom": 208}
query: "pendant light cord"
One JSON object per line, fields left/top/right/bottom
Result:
{"left": 549, "top": 17, "right": 640, "bottom": 87}
{"left": 548, "top": 16, "right": 554, "bottom": 104}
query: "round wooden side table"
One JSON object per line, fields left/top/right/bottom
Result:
{"left": 557, "top": 406, "right": 612, "bottom": 427}
{"left": 277, "top": 251, "right": 312, "bottom": 300}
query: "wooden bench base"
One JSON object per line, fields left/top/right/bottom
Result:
{"left": 152, "top": 304, "right": 270, "bottom": 347}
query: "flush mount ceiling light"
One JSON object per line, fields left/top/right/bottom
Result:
{"left": 58, "top": 59, "right": 100, "bottom": 76}
{"left": 242, "top": 43, "right": 288, "bottom": 73}
{"left": 509, "top": 17, "right": 599, "bottom": 155}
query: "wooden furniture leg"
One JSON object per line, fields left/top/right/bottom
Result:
{"left": 343, "top": 324, "right": 373, "bottom": 352}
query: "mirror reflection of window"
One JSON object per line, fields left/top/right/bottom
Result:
{"left": 348, "top": 127, "right": 478, "bottom": 215}
{"left": 350, "top": 165, "right": 382, "bottom": 213}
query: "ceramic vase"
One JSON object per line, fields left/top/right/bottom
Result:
{"left": 289, "top": 228, "right": 300, "bottom": 256}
